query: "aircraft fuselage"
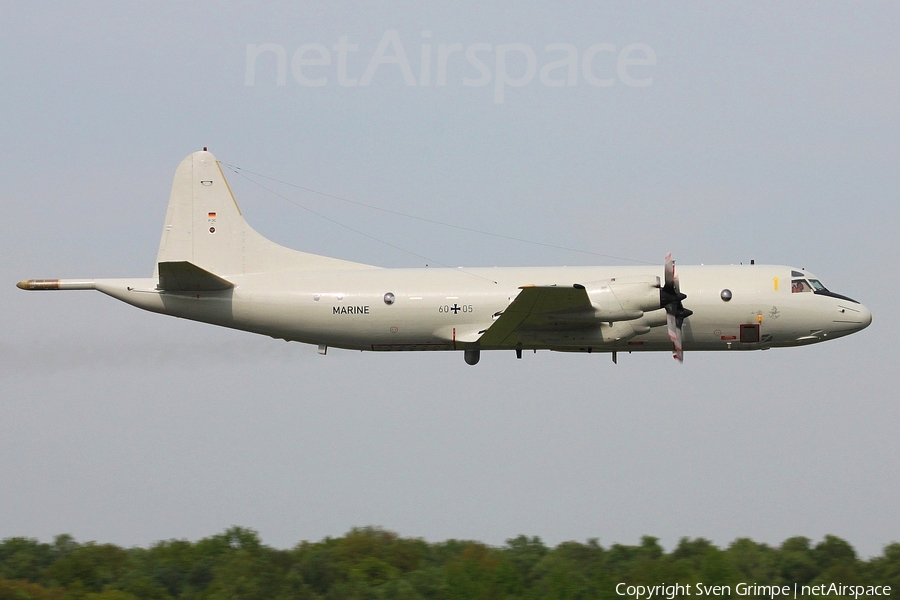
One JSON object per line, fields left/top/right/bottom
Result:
{"left": 85, "top": 263, "right": 869, "bottom": 355}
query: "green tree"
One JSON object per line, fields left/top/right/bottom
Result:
{"left": 526, "top": 539, "right": 615, "bottom": 600}
{"left": 204, "top": 528, "right": 288, "bottom": 600}
{"left": 444, "top": 543, "right": 517, "bottom": 600}
{"left": 43, "top": 542, "right": 133, "bottom": 594}
{"left": 866, "top": 543, "right": 900, "bottom": 591}
{"left": 0, "top": 577, "right": 67, "bottom": 600}
{"left": 3, "top": 528, "right": 900, "bottom": 599}
{"left": 776, "top": 537, "right": 818, "bottom": 585}
{"left": 725, "top": 538, "right": 776, "bottom": 582}
{"left": 0, "top": 538, "right": 55, "bottom": 582}
{"left": 504, "top": 535, "right": 548, "bottom": 592}
{"left": 809, "top": 535, "right": 861, "bottom": 586}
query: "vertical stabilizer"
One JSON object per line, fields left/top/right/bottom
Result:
{"left": 154, "top": 150, "right": 376, "bottom": 277}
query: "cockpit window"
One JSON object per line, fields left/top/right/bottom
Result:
{"left": 808, "top": 279, "right": 827, "bottom": 291}
{"left": 791, "top": 275, "right": 858, "bottom": 303}
{"left": 792, "top": 279, "right": 813, "bottom": 293}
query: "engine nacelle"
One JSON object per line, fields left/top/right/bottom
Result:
{"left": 584, "top": 276, "right": 662, "bottom": 322}
{"left": 599, "top": 320, "right": 649, "bottom": 343}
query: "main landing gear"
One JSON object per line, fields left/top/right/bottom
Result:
{"left": 464, "top": 349, "right": 480, "bottom": 365}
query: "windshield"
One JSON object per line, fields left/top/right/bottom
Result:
{"left": 791, "top": 274, "right": 859, "bottom": 303}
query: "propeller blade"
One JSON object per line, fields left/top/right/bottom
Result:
{"left": 664, "top": 253, "right": 676, "bottom": 290}
{"left": 663, "top": 253, "right": 689, "bottom": 363}
{"left": 673, "top": 325, "right": 684, "bottom": 362}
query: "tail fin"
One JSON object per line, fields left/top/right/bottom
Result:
{"left": 154, "top": 150, "right": 375, "bottom": 278}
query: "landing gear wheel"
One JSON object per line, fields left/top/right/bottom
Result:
{"left": 464, "top": 349, "right": 480, "bottom": 365}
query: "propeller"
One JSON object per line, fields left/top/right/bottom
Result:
{"left": 660, "top": 253, "right": 693, "bottom": 362}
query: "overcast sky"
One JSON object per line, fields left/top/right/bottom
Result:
{"left": 1, "top": 2, "right": 898, "bottom": 557}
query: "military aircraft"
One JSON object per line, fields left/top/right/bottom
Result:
{"left": 17, "top": 149, "right": 871, "bottom": 365}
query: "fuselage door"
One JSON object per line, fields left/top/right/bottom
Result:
{"left": 740, "top": 323, "right": 760, "bottom": 343}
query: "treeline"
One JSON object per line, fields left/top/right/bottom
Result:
{"left": 0, "top": 527, "right": 898, "bottom": 599}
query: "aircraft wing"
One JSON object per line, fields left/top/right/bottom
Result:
{"left": 478, "top": 284, "right": 593, "bottom": 347}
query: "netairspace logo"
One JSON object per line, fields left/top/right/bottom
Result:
{"left": 245, "top": 30, "right": 657, "bottom": 104}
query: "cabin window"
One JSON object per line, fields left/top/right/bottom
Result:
{"left": 791, "top": 279, "right": 812, "bottom": 293}
{"left": 808, "top": 279, "right": 827, "bottom": 291}
{"left": 740, "top": 324, "right": 760, "bottom": 343}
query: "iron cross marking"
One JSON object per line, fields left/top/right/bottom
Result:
{"left": 450, "top": 304, "right": 461, "bottom": 314}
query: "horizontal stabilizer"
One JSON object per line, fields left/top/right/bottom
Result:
{"left": 158, "top": 261, "right": 233, "bottom": 292}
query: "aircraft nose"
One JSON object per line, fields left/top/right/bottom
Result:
{"left": 840, "top": 301, "right": 872, "bottom": 332}
{"left": 858, "top": 303, "right": 873, "bottom": 329}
